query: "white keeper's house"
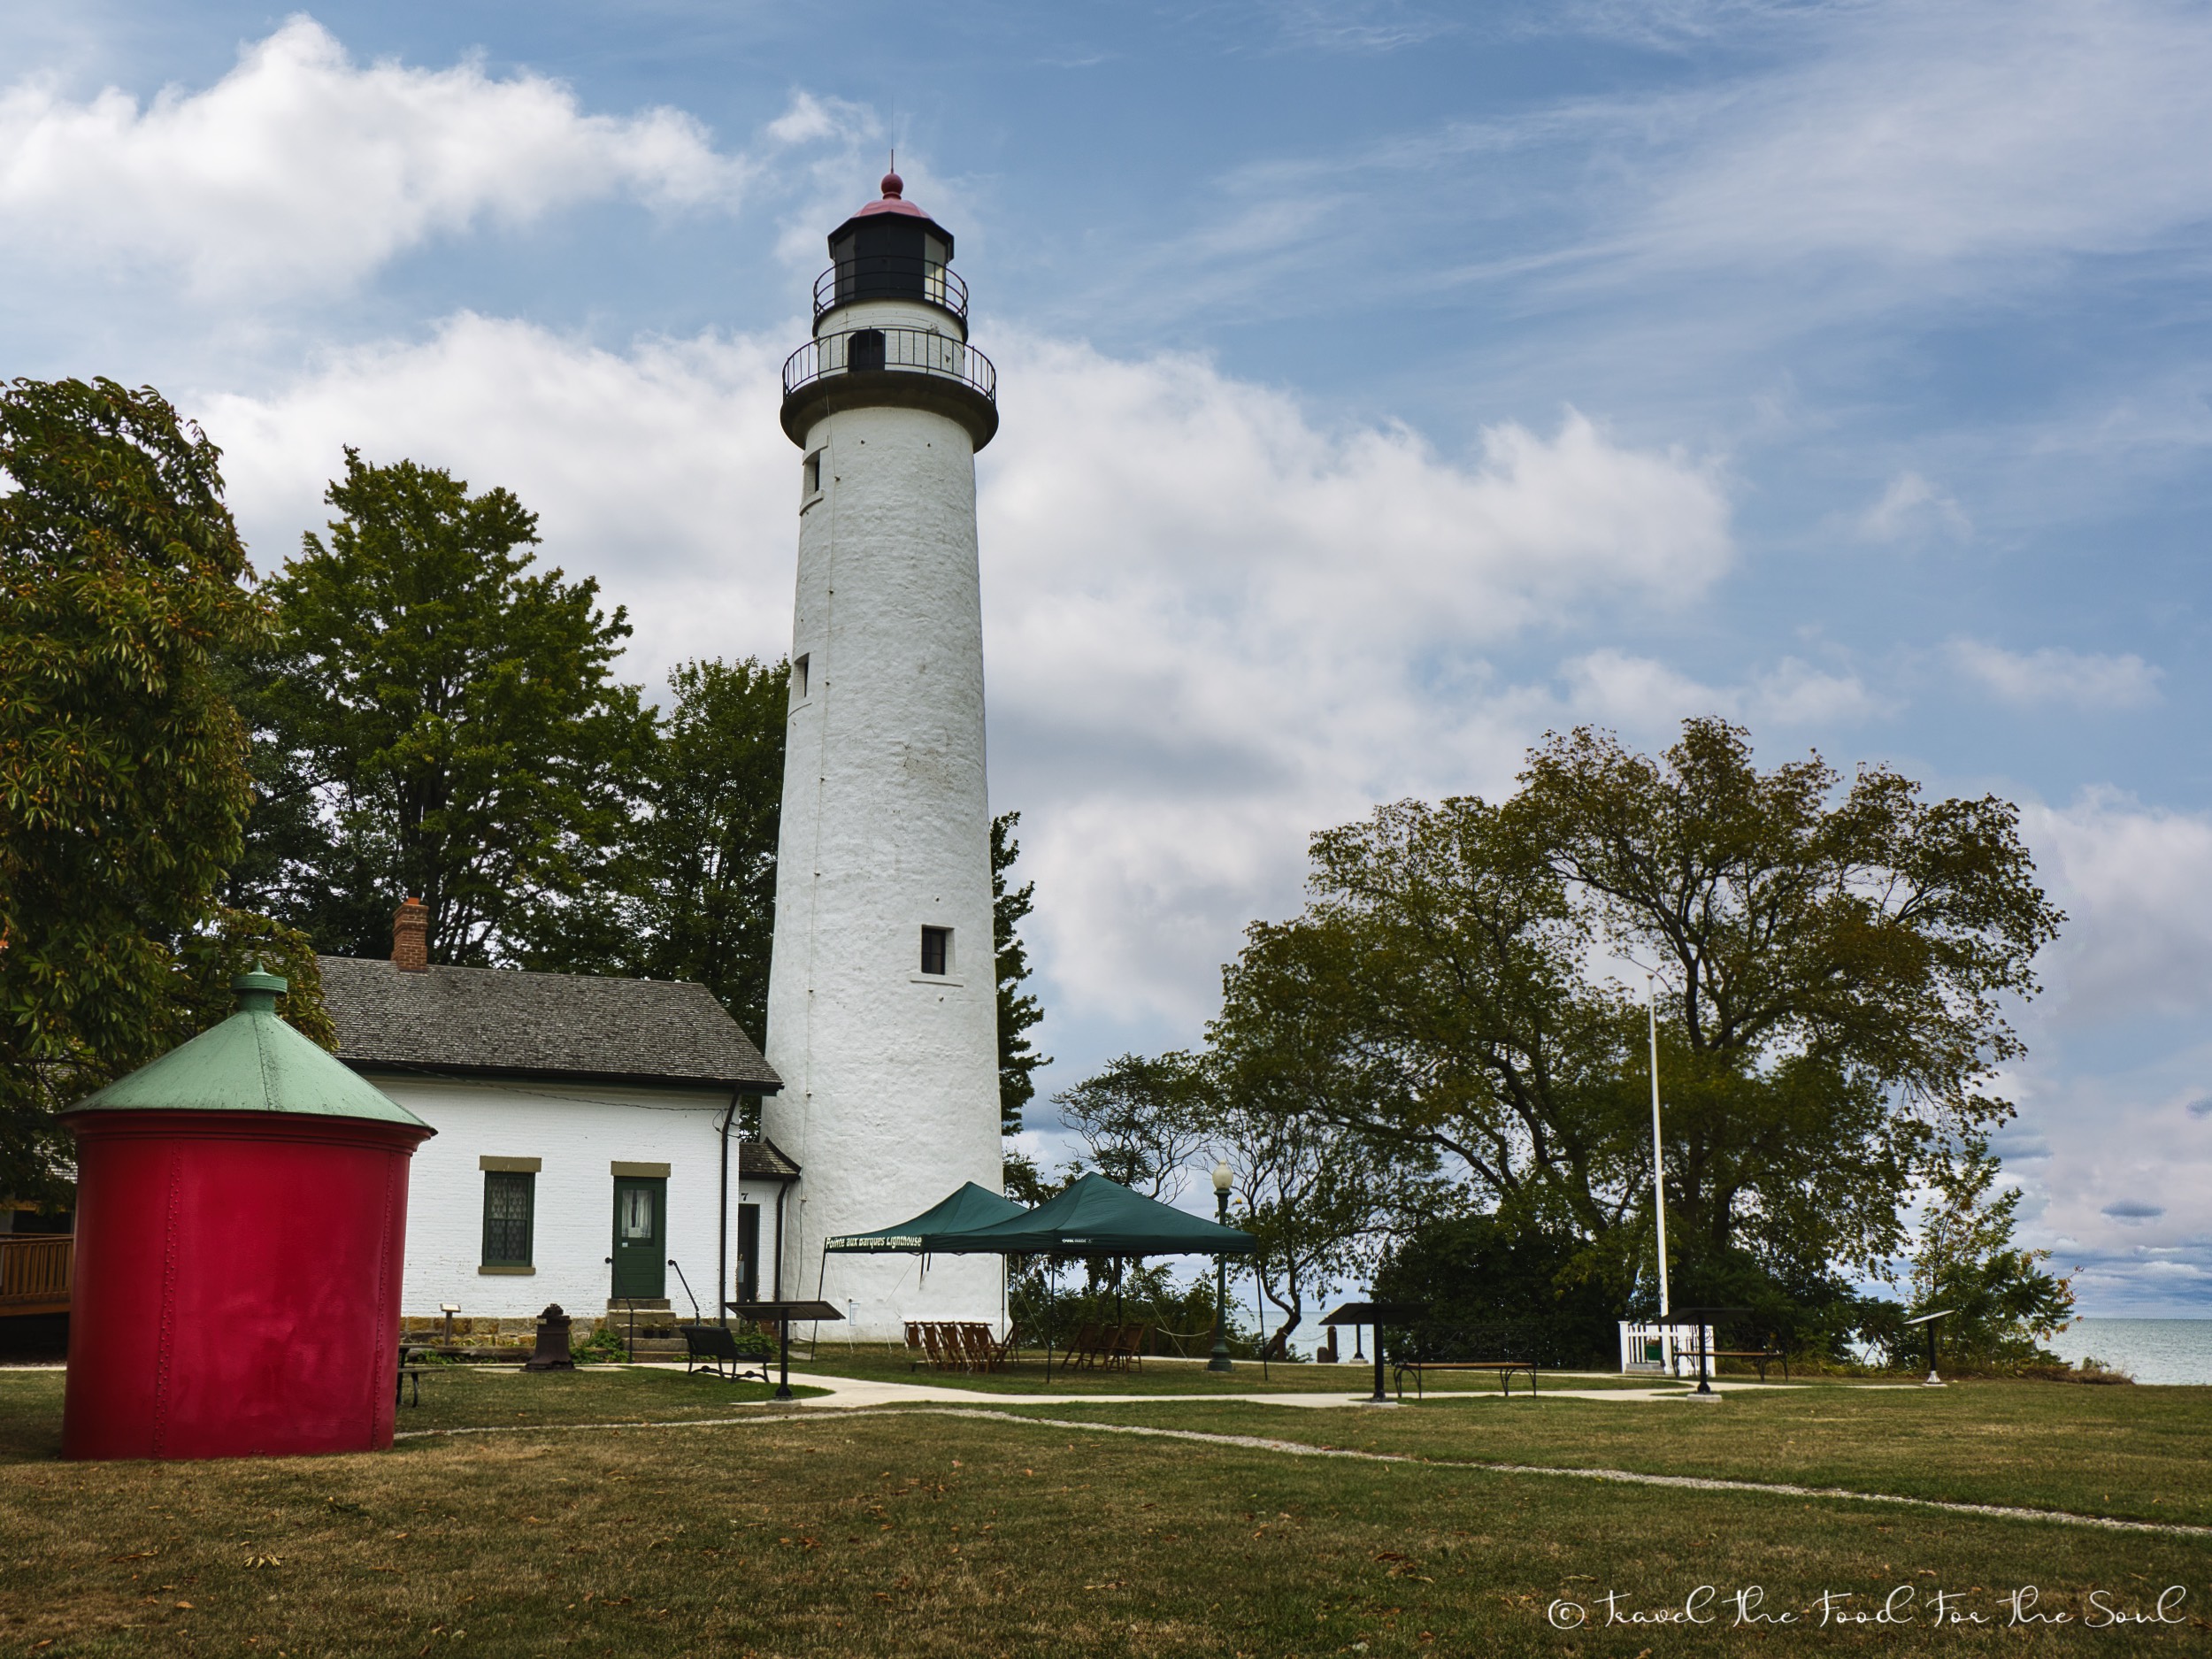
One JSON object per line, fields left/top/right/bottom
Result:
{"left": 318, "top": 901, "right": 796, "bottom": 1338}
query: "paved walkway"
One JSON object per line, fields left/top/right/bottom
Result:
{"left": 626, "top": 1363, "right": 1765, "bottom": 1409}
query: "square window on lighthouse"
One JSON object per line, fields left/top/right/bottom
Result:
{"left": 920, "top": 926, "right": 952, "bottom": 977}
{"left": 802, "top": 450, "right": 822, "bottom": 501}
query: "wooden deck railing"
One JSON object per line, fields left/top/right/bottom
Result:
{"left": 0, "top": 1234, "right": 72, "bottom": 1315}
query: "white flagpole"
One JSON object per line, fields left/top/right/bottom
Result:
{"left": 1647, "top": 973, "right": 1671, "bottom": 1319}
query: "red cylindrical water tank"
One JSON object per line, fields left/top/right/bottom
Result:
{"left": 60, "top": 969, "right": 433, "bottom": 1460}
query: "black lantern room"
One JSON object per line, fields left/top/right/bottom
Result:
{"left": 818, "top": 171, "right": 964, "bottom": 319}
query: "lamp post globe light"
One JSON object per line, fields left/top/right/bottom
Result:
{"left": 1209, "top": 1159, "right": 1235, "bottom": 1373}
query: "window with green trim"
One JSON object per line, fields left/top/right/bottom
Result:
{"left": 482, "top": 1170, "right": 535, "bottom": 1266}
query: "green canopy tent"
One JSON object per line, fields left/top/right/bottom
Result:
{"left": 921, "top": 1174, "right": 1257, "bottom": 1376}
{"left": 824, "top": 1181, "right": 1029, "bottom": 1253}
{"left": 813, "top": 1181, "right": 1033, "bottom": 1344}
{"left": 924, "top": 1173, "right": 1256, "bottom": 1257}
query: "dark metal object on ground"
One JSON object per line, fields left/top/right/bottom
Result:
{"left": 1394, "top": 1360, "right": 1539, "bottom": 1400}
{"left": 1906, "top": 1308, "right": 1954, "bottom": 1387}
{"left": 396, "top": 1346, "right": 432, "bottom": 1406}
{"left": 525, "top": 1303, "right": 576, "bottom": 1371}
{"left": 1702, "top": 1345, "right": 1790, "bottom": 1381}
{"left": 1323, "top": 1302, "right": 1428, "bottom": 1404}
{"left": 728, "top": 1300, "right": 843, "bottom": 1400}
{"left": 681, "top": 1324, "right": 768, "bottom": 1383}
{"left": 1654, "top": 1307, "right": 1752, "bottom": 1397}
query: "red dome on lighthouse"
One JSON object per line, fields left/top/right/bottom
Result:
{"left": 855, "top": 169, "right": 926, "bottom": 219}
{"left": 830, "top": 169, "right": 953, "bottom": 258}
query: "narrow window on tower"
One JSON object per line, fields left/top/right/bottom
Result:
{"left": 920, "top": 926, "right": 951, "bottom": 977}
{"left": 802, "top": 449, "right": 822, "bottom": 503}
{"left": 790, "top": 654, "right": 810, "bottom": 705}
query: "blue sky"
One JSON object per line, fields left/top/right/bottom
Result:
{"left": 4, "top": 1, "right": 2209, "bottom": 1313}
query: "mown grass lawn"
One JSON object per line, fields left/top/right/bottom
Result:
{"left": 1001, "top": 1380, "right": 2212, "bottom": 1528}
{"left": 0, "top": 1367, "right": 2204, "bottom": 1657}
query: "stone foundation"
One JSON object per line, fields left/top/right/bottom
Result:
{"left": 402, "top": 1312, "right": 680, "bottom": 1346}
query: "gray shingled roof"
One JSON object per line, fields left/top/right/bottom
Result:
{"left": 740, "top": 1139, "right": 803, "bottom": 1180}
{"left": 318, "top": 956, "right": 780, "bottom": 1093}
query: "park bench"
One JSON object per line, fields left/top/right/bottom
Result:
{"left": 1393, "top": 1359, "right": 1540, "bottom": 1399}
{"left": 1706, "top": 1346, "right": 1790, "bottom": 1382}
{"left": 396, "top": 1346, "right": 437, "bottom": 1407}
{"left": 682, "top": 1323, "right": 769, "bottom": 1383}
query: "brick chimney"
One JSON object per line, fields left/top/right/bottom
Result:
{"left": 391, "top": 897, "right": 430, "bottom": 972}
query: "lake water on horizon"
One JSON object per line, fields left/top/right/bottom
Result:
{"left": 2043, "top": 1318, "right": 2212, "bottom": 1385}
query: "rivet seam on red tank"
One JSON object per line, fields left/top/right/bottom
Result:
{"left": 152, "top": 1148, "right": 182, "bottom": 1457}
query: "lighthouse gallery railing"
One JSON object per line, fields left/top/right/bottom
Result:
{"left": 814, "top": 257, "right": 968, "bottom": 321}
{"left": 782, "top": 328, "right": 996, "bottom": 403}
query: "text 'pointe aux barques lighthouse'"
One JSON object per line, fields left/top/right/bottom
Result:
{"left": 763, "top": 170, "right": 1004, "bottom": 1338}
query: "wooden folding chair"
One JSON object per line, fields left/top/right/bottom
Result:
{"left": 1059, "top": 1320, "right": 1100, "bottom": 1371}
{"left": 935, "top": 1323, "right": 971, "bottom": 1373}
{"left": 1113, "top": 1323, "right": 1148, "bottom": 1371}
{"left": 960, "top": 1323, "right": 994, "bottom": 1372}
{"left": 903, "top": 1321, "right": 926, "bottom": 1370}
{"left": 918, "top": 1323, "right": 949, "bottom": 1370}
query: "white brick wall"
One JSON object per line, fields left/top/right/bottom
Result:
{"left": 377, "top": 1074, "right": 782, "bottom": 1324}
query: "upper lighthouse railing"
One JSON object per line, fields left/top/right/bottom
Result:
{"left": 783, "top": 328, "right": 997, "bottom": 403}
{"left": 814, "top": 258, "right": 968, "bottom": 321}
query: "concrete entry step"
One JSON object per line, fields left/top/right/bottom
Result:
{"left": 606, "top": 1299, "right": 672, "bottom": 1312}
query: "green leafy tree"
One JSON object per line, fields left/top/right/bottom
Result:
{"left": 1054, "top": 1051, "right": 1210, "bottom": 1201}
{"left": 1373, "top": 1212, "right": 1625, "bottom": 1367}
{"left": 992, "top": 810, "right": 1049, "bottom": 1135}
{"left": 1211, "top": 718, "right": 2061, "bottom": 1336}
{"left": 618, "top": 656, "right": 786, "bottom": 1040}
{"left": 0, "top": 379, "right": 325, "bottom": 1198}
{"left": 1901, "top": 1132, "right": 2075, "bottom": 1368}
{"left": 239, "top": 451, "right": 654, "bottom": 964}
{"left": 1209, "top": 1092, "right": 1436, "bottom": 1357}
{"left": 1048, "top": 1051, "right": 1210, "bottom": 1304}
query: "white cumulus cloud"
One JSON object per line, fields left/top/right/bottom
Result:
{"left": 1949, "top": 639, "right": 2162, "bottom": 710}
{"left": 1560, "top": 648, "right": 1888, "bottom": 736}
{"left": 195, "top": 317, "right": 1734, "bottom": 1034}
{"left": 0, "top": 16, "right": 814, "bottom": 299}
{"left": 2025, "top": 789, "right": 2212, "bottom": 1025}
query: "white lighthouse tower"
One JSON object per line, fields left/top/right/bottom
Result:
{"left": 762, "top": 172, "right": 1004, "bottom": 1337}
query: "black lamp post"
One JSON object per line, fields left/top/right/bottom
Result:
{"left": 1208, "top": 1160, "right": 1234, "bottom": 1373}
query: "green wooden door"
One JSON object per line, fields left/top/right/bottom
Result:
{"left": 611, "top": 1177, "right": 666, "bottom": 1299}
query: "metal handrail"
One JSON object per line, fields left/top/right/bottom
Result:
{"left": 782, "top": 327, "right": 997, "bottom": 403}
{"left": 813, "top": 258, "right": 967, "bottom": 320}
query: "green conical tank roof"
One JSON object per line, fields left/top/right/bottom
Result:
{"left": 63, "top": 968, "right": 428, "bottom": 1128}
